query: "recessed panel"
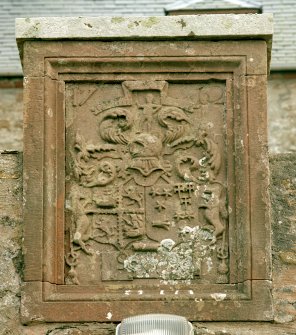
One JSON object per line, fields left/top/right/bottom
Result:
{"left": 64, "top": 80, "right": 229, "bottom": 287}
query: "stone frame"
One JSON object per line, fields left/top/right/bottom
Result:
{"left": 21, "top": 39, "right": 272, "bottom": 323}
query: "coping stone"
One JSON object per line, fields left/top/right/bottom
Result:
{"left": 16, "top": 14, "right": 273, "bottom": 68}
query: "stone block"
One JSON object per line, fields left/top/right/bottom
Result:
{"left": 0, "top": 87, "right": 23, "bottom": 151}
{"left": 16, "top": 15, "right": 273, "bottom": 323}
{"left": 270, "top": 154, "right": 296, "bottom": 324}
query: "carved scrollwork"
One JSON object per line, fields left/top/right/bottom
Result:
{"left": 67, "top": 80, "right": 228, "bottom": 285}
{"left": 73, "top": 133, "right": 119, "bottom": 188}
{"left": 158, "top": 106, "right": 190, "bottom": 143}
{"left": 203, "top": 137, "right": 221, "bottom": 177}
{"left": 99, "top": 108, "right": 132, "bottom": 145}
{"left": 176, "top": 155, "right": 200, "bottom": 182}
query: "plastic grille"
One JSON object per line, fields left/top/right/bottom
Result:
{"left": 116, "top": 314, "right": 193, "bottom": 335}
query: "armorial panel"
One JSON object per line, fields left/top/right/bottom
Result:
{"left": 17, "top": 15, "right": 273, "bottom": 323}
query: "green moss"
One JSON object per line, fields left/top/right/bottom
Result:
{"left": 141, "top": 17, "right": 160, "bottom": 28}
{"left": 111, "top": 17, "right": 125, "bottom": 24}
{"left": 223, "top": 18, "right": 233, "bottom": 29}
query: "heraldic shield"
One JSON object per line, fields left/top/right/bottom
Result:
{"left": 65, "top": 80, "right": 229, "bottom": 285}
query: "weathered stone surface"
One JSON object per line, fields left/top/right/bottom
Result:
{"left": 0, "top": 152, "right": 22, "bottom": 335}
{"left": 65, "top": 80, "right": 229, "bottom": 287}
{"left": 21, "top": 40, "right": 268, "bottom": 77}
{"left": 15, "top": 15, "right": 274, "bottom": 323}
{"left": 15, "top": 15, "right": 273, "bottom": 41}
{"left": 15, "top": 15, "right": 273, "bottom": 73}
{"left": 193, "top": 322, "right": 296, "bottom": 334}
{"left": 0, "top": 152, "right": 295, "bottom": 334}
{"left": 268, "top": 76, "right": 296, "bottom": 153}
{"left": 2, "top": 75, "right": 296, "bottom": 154}
{"left": 0, "top": 87, "right": 23, "bottom": 151}
{"left": 270, "top": 153, "right": 296, "bottom": 324}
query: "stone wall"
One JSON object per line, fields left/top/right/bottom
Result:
{"left": 0, "top": 151, "right": 295, "bottom": 334}
{"left": 1, "top": 75, "right": 296, "bottom": 154}
{"left": 0, "top": 79, "right": 23, "bottom": 152}
{"left": 268, "top": 74, "right": 296, "bottom": 153}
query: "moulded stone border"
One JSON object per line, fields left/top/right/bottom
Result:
{"left": 15, "top": 15, "right": 273, "bottom": 72}
{"left": 20, "top": 41, "right": 272, "bottom": 323}
{"left": 17, "top": 14, "right": 273, "bottom": 324}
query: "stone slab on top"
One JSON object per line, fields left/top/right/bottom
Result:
{"left": 15, "top": 15, "right": 273, "bottom": 40}
{"left": 16, "top": 14, "right": 273, "bottom": 68}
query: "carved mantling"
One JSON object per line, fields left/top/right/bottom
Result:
{"left": 65, "top": 80, "right": 228, "bottom": 285}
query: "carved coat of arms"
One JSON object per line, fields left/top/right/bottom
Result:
{"left": 65, "top": 81, "right": 228, "bottom": 285}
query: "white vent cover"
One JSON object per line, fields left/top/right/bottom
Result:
{"left": 116, "top": 314, "right": 194, "bottom": 335}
